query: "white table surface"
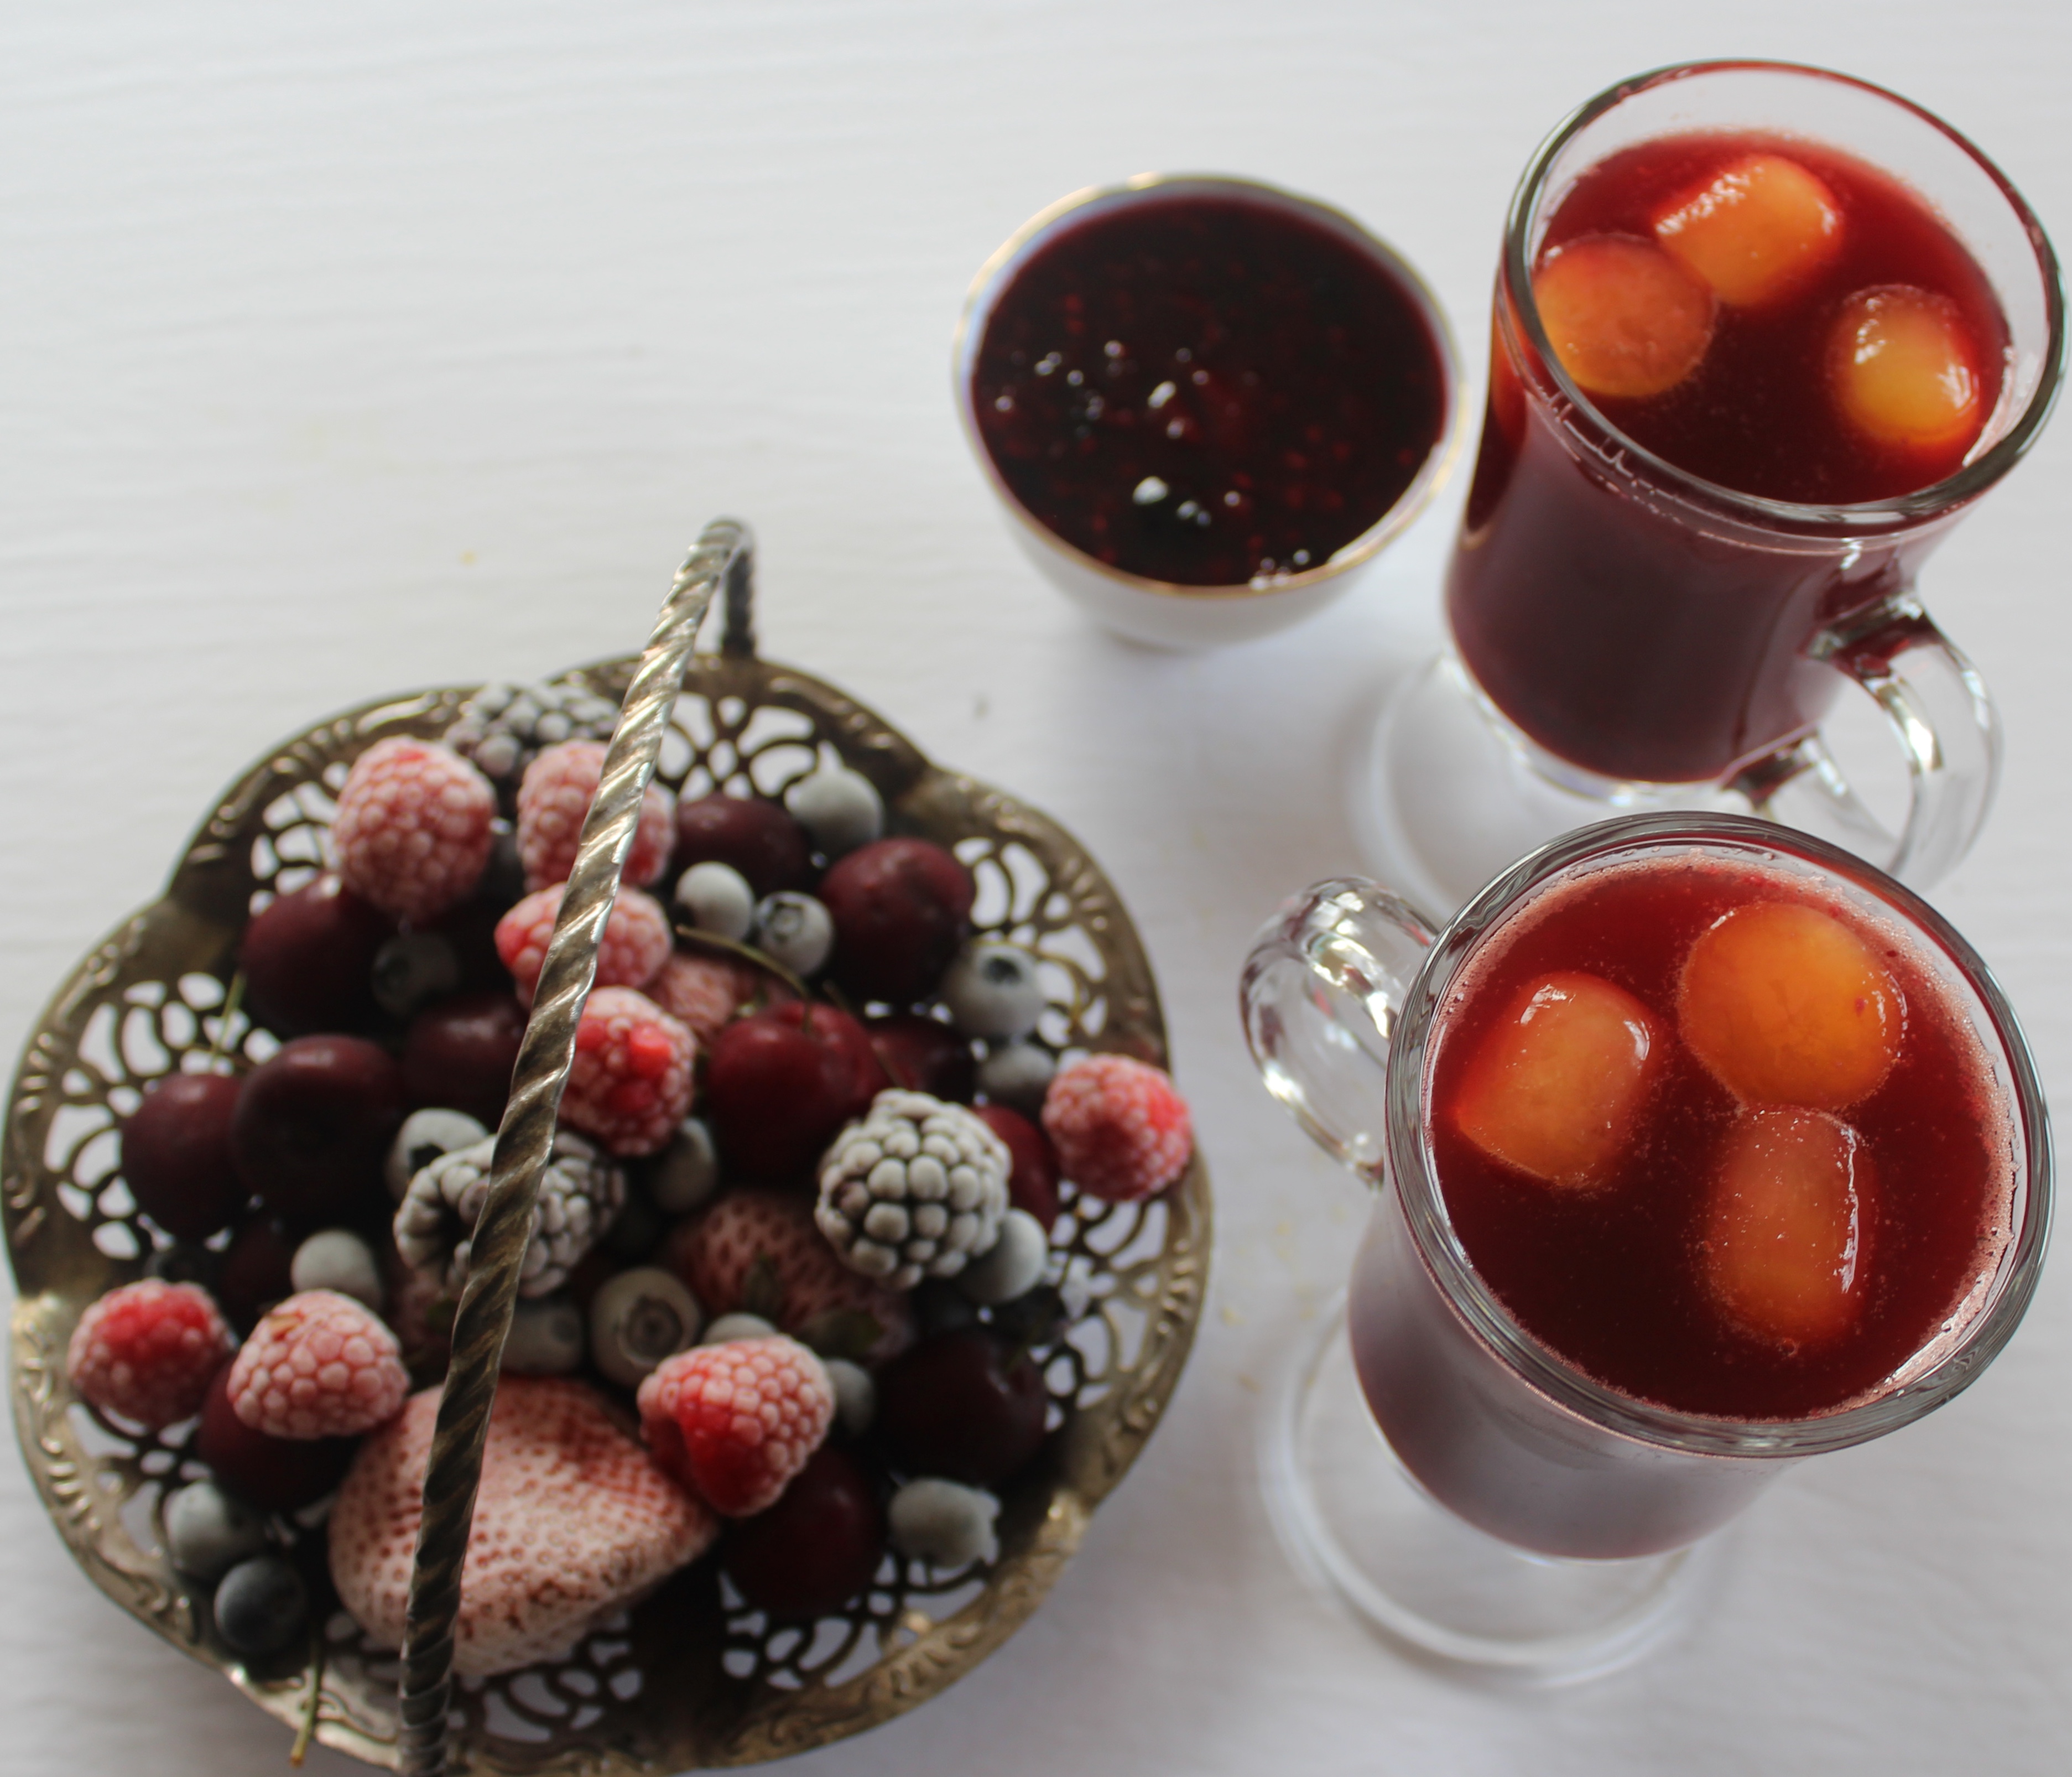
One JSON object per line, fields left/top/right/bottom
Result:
{"left": 4, "top": 4, "right": 2069, "bottom": 1773}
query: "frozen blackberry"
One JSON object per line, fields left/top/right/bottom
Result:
{"left": 394, "top": 1130, "right": 624, "bottom": 1298}
{"left": 815, "top": 1090, "right": 1011, "bottom": 1288}
{"left": 445, "top": 680, "right": 622, "bottom": 786}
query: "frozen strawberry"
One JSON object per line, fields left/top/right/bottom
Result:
{"left": 1041, "top": 1053, "right": 1191, "bottom": 1202}
{"left": 1451, "top": 971, "right": 1660, "bottom": 1187}
{"left": 560, "top": 987, "right": 696, "bottom": 1157}
{"left": 636, "top": 1336, "right": 834, "bottom": 1516}
{"left": 227, "top": 1288, "right": 411, "bottom": 1440}
{"left": 494, "top": 882, "right": 671, "bottom": 1006}
{"left": 1829, "top": 284, "right": 1984, "bottom": 453}
{"left": 329, "top": 1377, "right": 716, "bottom": 1675}
{"left": 1703, "top": 1107, "right": 1873, "bottom": 1349}
{"left": 516, "top": 740, "right": 676, "bottom": 892}
{"left": 1655, "top": 153, "right": 1842, "bottom": 307}
{"left": 1532, "top": 233, "right": 1715, "bottom": 399}
{"left": 664, "top": 1187, "right": 914, "bottom": 1366}
{"left": 330, "top": 738, "right": 498, "bottom": 927}
{"left": 1679, "top": 901, "right": 1901, "bottom": 1110}
{"left": 66, "top": 1279, "right": 232, "bottom": 1430}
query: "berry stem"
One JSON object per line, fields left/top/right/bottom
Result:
{"left": 289, "top": 1631, "right": 325, "bottom": 1765}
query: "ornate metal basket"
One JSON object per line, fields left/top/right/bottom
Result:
{"left": 5, "top": 524, "right": 1211, "bottom": 1771}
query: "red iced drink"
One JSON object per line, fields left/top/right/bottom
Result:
{"left": 1339, "top": 829, "right": 2032, "bottom": 1560}
{"left": 1448, "top": 129, "right": 2012, "bottom": 784}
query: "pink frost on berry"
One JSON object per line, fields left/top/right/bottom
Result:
{"left": 637, "top": 1336, "right": 834, "bottom": 1516}
{"left": 495, "top": 882, "right": 671, "bottom": 1007}
{"left": 560, "top": 986, "right": 695, "bottom": 1156}
{"left": 516, "top": 740, "right": 675, "bottom": 892}
{"left": 227, "top": 1288, "right": 410, "bottom": 1440}
{"left": 329, "top": 1378, "right": 716, "bottom": 1676}
{"left": 663, "top": 1187, "right": 914, "bottom": 1367}
{"left": 647, "top": 952, "right": 773, "bottom": 1047}
{"left": 66, "top": 1279, "right": 232, "bottom": 1430}
{"left": 330, "top": 737, "right": 497, "bottom": 926}
{"left": 1042, "top": 1053, "right": 1193, "bottom": 1202}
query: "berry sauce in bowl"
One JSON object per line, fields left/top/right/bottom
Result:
{"left": 955, "top": 175, "right": 1462, "bottom": 648}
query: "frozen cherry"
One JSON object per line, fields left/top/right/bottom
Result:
{"left": 123, "top": 1073, "right": 247, "bottom": 1240}
{"left": 216, "top": 1217, "right": 296, "bottom": 1328}
{"left": 674, "top": 794, "right": 813, "bottom": 897}
{"left": 231, "top": 1035, "right": 403, "bottom": 1222}
{"left": 874, "top": 1327, "right": 1047, "bottom": 1487}
{"left": 429, "top": 894, "right": 513, "bottom": 995}
{"left": 400, "top": 991, "right": 525, "bottom": 1128}
{"left": 238, "top": 875, "right": 394, "bottom": 1036}
{"left": 973, "top": 1104, "right": 1060, "bottom": 1230}
{"left": 867, "top": 1012, "right": 976, "bottom": 1102}
{"left": 192, "top": 1365, "right": 355, "bottom": 1511}
{"left": 723, "top": 1443, "right": 887, "bottom": 1619}
{"left": 820, "top": 838, "right": 974, "bottom": 1004}
{"left": 705, "top": 1003, "right": 882, "bottom": 1183}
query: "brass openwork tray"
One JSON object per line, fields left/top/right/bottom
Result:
{"left": 5, "top": 527, "right": 1211, "bottom": 1771}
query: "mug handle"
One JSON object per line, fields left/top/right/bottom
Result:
{"left": 1730, "top": 594, "right": 2001, "bottom": 890}
{"left": 1239, "top": 879, "right": 1441, "bottom": 1182}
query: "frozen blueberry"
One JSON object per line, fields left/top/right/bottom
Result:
{"left": 754, "top": 892, "right": 834, "bottom": 977}
{"left": 371, "top": 931, "right": 461, "bottom": 1021}
{"left": 956, "top": 1208, "right": 1049, "bottom": 1305}
{"left": 823, "top": 1357, "right": 876, "bottom": 1437}
{"left": 888, "top": 1478, "right": 999, "bottom": 1569}
{"left": 941, "top": 942, "right": 1045, "bottom": 1040}
{"left": 701, "top": 1311, "right": 777, "bottom": 1345}
{"left": 501, "top": 1295, "right": 586, "bottom": 1375}
{"left": 976, "top": 1041, "right": 1055, "bottom": 1113}
{"left": 647, "top": 1118, "right": 720, "bottom": 1216}
{"left": 289, "top": 1228, "right": 383, "bottom": 1310}
{"left": 213, "top": 1552, "right": 308, "bottom": 1656}
{"left": 384, "top": 1106, "right": 490, "bottom": 1202}
{"left": 785, "top": 765, "right": 884, "bottom": 858}
{"left": 590, "top": 1266, "right": 701, "bottom": 1388}
{"left": 675, "top": 860, "right": 756, "bottom": 941}
{"left": 164, "top": 1480, "right": 268, "bottom": 1581}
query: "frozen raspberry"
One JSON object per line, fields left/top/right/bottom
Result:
{"left": 647, "top": 951, "right": 769, "bottom": 1047}
{"left": 330, "top": 737, "right": 497, "bottom": 926}
{"left": 227, "top": 1288, "right": 410, "bottom": 1440}
{"left": 561, "top": 987, "right": 695, "bottom": 1156}
{"left": 664, "top": 1187, "right": 915, "bottom": 1366}
{"left": 66, "top": 1279, "right": 232, "bottom": 1429}
{"left": 636, "top": 1336, "right": 834, "bottom": 1516}
{"left": 516, "top": 740, "right": 675, "bottom": 892}
{"left": 329, "top": 1377, "right": 716, "bottom": 1676}
{"left": 1042, "top": 1054, "right": 1193, "bottom": 1202}
{"left": 494, "top": 882, "right": 671, "bottom": 1007}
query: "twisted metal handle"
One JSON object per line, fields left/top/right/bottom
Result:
{"left": 394, "top": 518, "right": 753, "bottom": 1776}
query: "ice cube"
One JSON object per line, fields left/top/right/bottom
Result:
{"left": 1531, "top": 234, "right": 1716, "bottom": 399}
{"left": 1678, "top": 901, "right": 1900, "bottom": 1110}
{"left": 1451, "top": 971, "right": 1660, "bottom": 1187}
{"left": 1703, "top": 1106, "right": 1872, "bottom": 1350}
{"left": 1654, "top": 153, "right": 1842, "bottom": 308}
{"left": 1829, "top": 284, "right": 1984, "bottom": 453}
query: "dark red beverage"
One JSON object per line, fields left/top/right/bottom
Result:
{"left": 1427, "top": 853, "right": 2011, "bottom": 1420}
{"left": 1448, "top": 131, "right": 2011, "bottom": 783}
{"left": 970, "top": 189, "right": 1448, "bottom": 588}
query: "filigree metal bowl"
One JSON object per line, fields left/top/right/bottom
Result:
{"left": 4, "top": 548, "right": 1210, "bottom": 1770}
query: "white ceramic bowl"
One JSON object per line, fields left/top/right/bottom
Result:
{"left": 954, "top": 173, "right": 1464, "bottom": 650}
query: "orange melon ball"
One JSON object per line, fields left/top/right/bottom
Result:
{"left": 1532, "top": 235, "right": 1716, "bottom": 399}
{"left": 1451, "top": 971, "right": 1660, "bottom": 1187}
{"left": 1829, "top": 284, "right": 1984, "bottom": 453}
{"left": 1654, "top": 153, "right": 1843, "bottom": 308}
{"left": 1678, "top": 902, "right": 1901, "bottom": 1109}
{"left": 1704, "top": 1107, "right": 1872, "bottom": 1350}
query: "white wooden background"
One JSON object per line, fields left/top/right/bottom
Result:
{"left": 3, "top": 4, "right": 2067, "bottom": 1773}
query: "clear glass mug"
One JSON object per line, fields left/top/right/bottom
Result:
{"left": 1240, "top": 812, "right": 2051, "bottom": 1676}
{"left": 1369, "top": 63, "right": 2065, "bottom": 911}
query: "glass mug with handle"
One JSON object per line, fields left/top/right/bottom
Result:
{"left": 1240, "top": 813, "right": 2050, "bottom": 1677}
{"left": 1367, "top": 63, "right": 2064, "bottom": 912}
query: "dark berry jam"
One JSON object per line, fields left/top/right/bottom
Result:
{"left": 970, "top": 189, "right": 1448, "bottom": 588}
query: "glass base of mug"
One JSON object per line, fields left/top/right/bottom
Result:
{"left": 1259, "top": 1293, "right": 1716, "bottom": 1684}
{"left": 1354, "top": 653, "right": 1742, "bottom": 914}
